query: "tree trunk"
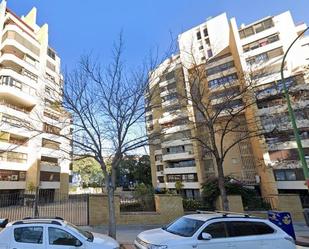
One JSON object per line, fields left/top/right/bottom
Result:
{"left": 106, "top": 176, "right": 116, "bottom": 239}
{"left": 216, "top": 159, "right": 229, "bottom": 211}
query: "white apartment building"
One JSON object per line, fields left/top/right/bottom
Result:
{"left": 0, "top": 1, "right": 72, "bottom": 199}
{"left": 148, "top": 11, "right": 309, "bottom": 203}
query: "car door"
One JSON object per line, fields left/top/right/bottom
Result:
{"left": 47, "top": 226, "right": 84, "bottom": 249}
{"left": 9, "top": 225, "right": 45, "bottom": 249}
{"left": 226, "top": 221, "right": 263, "bottom": 249}
{"left": 196, "top": 221, "right": 236, "bottom": 249}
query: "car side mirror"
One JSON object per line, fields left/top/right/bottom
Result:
{"left": 201, "top": 233, "right": 212, "bottom": 240}
{"left": 75, "top": 240, "right": 82, "bottom": 247}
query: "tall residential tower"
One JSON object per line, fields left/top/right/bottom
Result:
{"left": 147, "top": 11, "right": 309, "bottom": 203}
{"left": 0, "top": 1, "right": 72, "bottom": 199}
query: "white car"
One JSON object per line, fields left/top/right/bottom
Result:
{"left": 0, "top": 217, "right": 119, "bottom": 249}
{"left": 135, "top": 213, "right": 296, "bottom": 249}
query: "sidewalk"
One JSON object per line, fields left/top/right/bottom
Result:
{"left": 82, "top": 223, "right": 309, "bottom": 247}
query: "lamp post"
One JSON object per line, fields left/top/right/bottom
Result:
{"left": 280, "top": 26, "right": 309, "bottom": 187}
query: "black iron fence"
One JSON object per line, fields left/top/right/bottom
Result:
{"left": 120, "top": 196, "right": 156, "bottom": 212}
{"left": 0, "top": 192, "right": 89, "bottom": 225}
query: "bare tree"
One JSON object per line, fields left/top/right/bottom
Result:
{"left": 60, "top": 36, "right": 165, "bottom": 238}
{"left": 176, "top": 48, "right": 270, "bottom": 211}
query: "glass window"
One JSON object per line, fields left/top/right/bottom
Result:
{"left": 228, "top": 221, "right": 256, "bottom": 237}
{"left": 203, "top": 222, "right": 227, "bottom": 238}
{"left": 197, "top": 31, "right": 201, "bottom": 40}
{"left": 254, "top": 222, "right": 274, "bottom": 235}
{"left": 165, "top": 217, "right": 204, "bottom": 237}
{"left": 285, "top": 171, "right": 297, "bottom": 181}
{"left": 48, "top": 227, "right": 80, "bottom": 246}
{"left": 14, "top": 226, "right": 43, "bottom": 244}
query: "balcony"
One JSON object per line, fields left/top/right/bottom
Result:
{"left": 162, "top": 151, "right": 194, "bottom": 161}
{"left": 159, "top": 78, "right": 176, "bottom": 88}
{"left": 0, "top": 75, "right": 36, "bottom": 107}
{"left": 159, "top": 111, "right": 187, "bottom": 125}
{"left": 276, "top": 180, "right": 307, "bottom": 190}
{"left": 0, "top": 52, "right": 39, "bottom": 74}
{"left": 161, "top": 98, "right": 178, "bottom": 107}
{"left": 161, "top": 139, "right": 192, "bottom": 148}
{"left": 40, "top": 181, "right": 60, "bottom": 189}
{"left": 165, "top": 182, "right": 200, "bottom": 189}
{"left": 164, "top": 166, "right": 197, "bottom": 175}
{"left": 0, "top": 181, "right": 26, "bottom": 189}
{"left": 40, "top": 162, "right": 61, "bottom": 173}
{"left": 163, "top": 124, "right": 190, "bottom": 134}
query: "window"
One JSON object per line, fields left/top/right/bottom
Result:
{"left": 14, "top": 226, "right": 43, "bottom": 244}
{"left": 157, "top": 165, "right": 163, "bottom": 171}
{"left": 0, "top": 170, "right": 26, "bottom": 181}
{"left": 167, "top": 159, "right": 195, "bottom": 168}
{"left": 204, "top": 159, "right": 215, "bottom": 172}
{"left": 197, "top": 31, "right": 201, "bottom": 40}
{"left": 203, "top": 28, "right": 208, "bottom": 37}
{"left": 23, "top": 69, "right": 38, "bottom": 82}
{"left": 165, "top": 71, "right": 175, "bottom": 81}
{"left": 243, "top": 34, "right": 279, "bottom": 52}
{"left": 42, "top": 138, "right": 60, "bottom": 150}
{"left": 202, "top": 222, "right": 227, "bottom": 238}
{"left": 207, "top": 49, "right": 213, "bottom": 58}
{"left": 47, "top": 47, "right": 56, "bottom": 60}
{"left": 44, "top": 111, "right": 60, "bottom": 121}
{"left": 274, "top": 169, "right": 305, "bottom": 181}
{"left": 206, "top": 61, "right": 234, "bottom": 76}
{"left": 239, "top": 18, "right": 274, "bottom": 39}
{"left": 1, "top": 113, "right": 30, "bottom": 128}
{"left": 199, "top": 45, "right": 204, "bottom": 50}
{"left": 155, "top": 154, "right": 162, "bottom": 161}
{"left": 157, "top": 176, "right": 164, "bottom": 183}
{"left": 165, "top": 217, "right": 204, "bottom": 237}
{"left": 43, "top": 123, "right": 61, "bottom": 135}
{"left": 227, "top": 221, "right": 274, "bottom": 237}
{"left": 208, "top": 73, "right": 238, "bottom": 88}
{"left": 48, "top": 227, "right": 80, "bottom": 246}
{"left": 0, "top": 151, "right": 27, "bottom": 163}
{"left": 167, "top": 173, "right": 197, "bottom": 182}
{"left": 40, "top": 171, "right": 60, "bottom": 182}
{"left": 246, "top": 47, "right": 283, "bottom": 65}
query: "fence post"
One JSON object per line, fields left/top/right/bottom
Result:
{"left": 34, "top": 187, "right": 39, "bottom": 217}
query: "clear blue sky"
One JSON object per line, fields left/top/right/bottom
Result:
{"left": 9, "top": 1, "right": 309, "bottom": 69}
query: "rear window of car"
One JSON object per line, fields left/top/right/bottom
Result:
{"left": 227, "top": 221, "right": 274, "bottom": 237}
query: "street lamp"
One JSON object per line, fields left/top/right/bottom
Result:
{"left": 280, "top": 26, "right": 309, "bottom": 188}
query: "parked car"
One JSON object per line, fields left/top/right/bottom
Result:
{"left": 0, "top": 217, "right": 119, "bottom": 249}
{"left": 135, "top": 212, "right": 296, "bottom": 249}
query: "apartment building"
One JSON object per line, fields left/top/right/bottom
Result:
{"left": 0, "top": 1, "right": 72, "bottom": 199}
{"left": 147, "top": 11, "right": 309, "bottom": 201}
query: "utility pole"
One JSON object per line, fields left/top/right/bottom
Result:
{"left": 280, "top": 27, "right": 309, "bottom": 188}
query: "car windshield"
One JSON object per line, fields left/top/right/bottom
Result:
{"left": 163, "top": 217, "right": 204, "bottom": 237}
{"left": 66, "top": 222, "right": 94, "bottom": 242}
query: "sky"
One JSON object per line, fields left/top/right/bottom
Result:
{"left": 9, "top": 1, "right": 309, "bottom": 70}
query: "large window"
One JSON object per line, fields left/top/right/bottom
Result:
{"left": 0, "top": 170, "right": 26, "bottom": 181}
{"left": 243, "top": 34, "right": 280, "bottom": 52}
{"left": 208, "top": 73, "right": 238, "bottom": 88}
{"left": 0, "top": 151, "right": 27, "bottom": 163}
{"left": 14, "top": 226, "right": 43, "bottom": 244}
{"left": 43, "top": 123, "right": 61, "bottom": 135}
{"left": 162, "top": 93, "right": 178, "bottom": 102}
{"left": 274, "top": 169, "right": 305, "bottom": 181}
{"left": 40, "top": 171, "right": 60, "bottom": 182}
{"left": 206, "top": 61, "right": 235, "bottom": 76}
{"left": 167, "top": 173, "right": 198, "bottom": 182}
{"left": 47, "top": 47, "right": 56, "bottom": 60}
{"left": 246, "top": 47, "right": 284, "bottom": 65}
{"left": 227, "top": 221, "right": 274, "bottom": 237}
{"left": 239, "top": 18, "right": 274, "bottom": 39}
{"left": 42, "top": 138, "right": 60, "bottom": 150}
{"left": 167, "top": 159, "right": 195, "bottom": 168}
{"left": 1, "top": 113, "right": 30, "bottom": 128}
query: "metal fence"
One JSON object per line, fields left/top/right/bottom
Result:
{"left": 120, "top": 196, "right": 156, "bottom": 212}
{"left": 0, "top": 192, "right": 89, "bottom": 225}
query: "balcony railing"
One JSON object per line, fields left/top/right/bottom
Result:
{"left": 0, "top": 75, "right": 36, "bottom": 96}
{"left": 0, "top": 99, "right": 30, "bottom": 113}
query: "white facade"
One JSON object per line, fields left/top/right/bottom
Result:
{"left": 0, "top": 1, "right": 72, "bottom": 195}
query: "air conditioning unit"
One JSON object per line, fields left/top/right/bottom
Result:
{"left": 11, "top": 175, "right": 18, "bottom": 181}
